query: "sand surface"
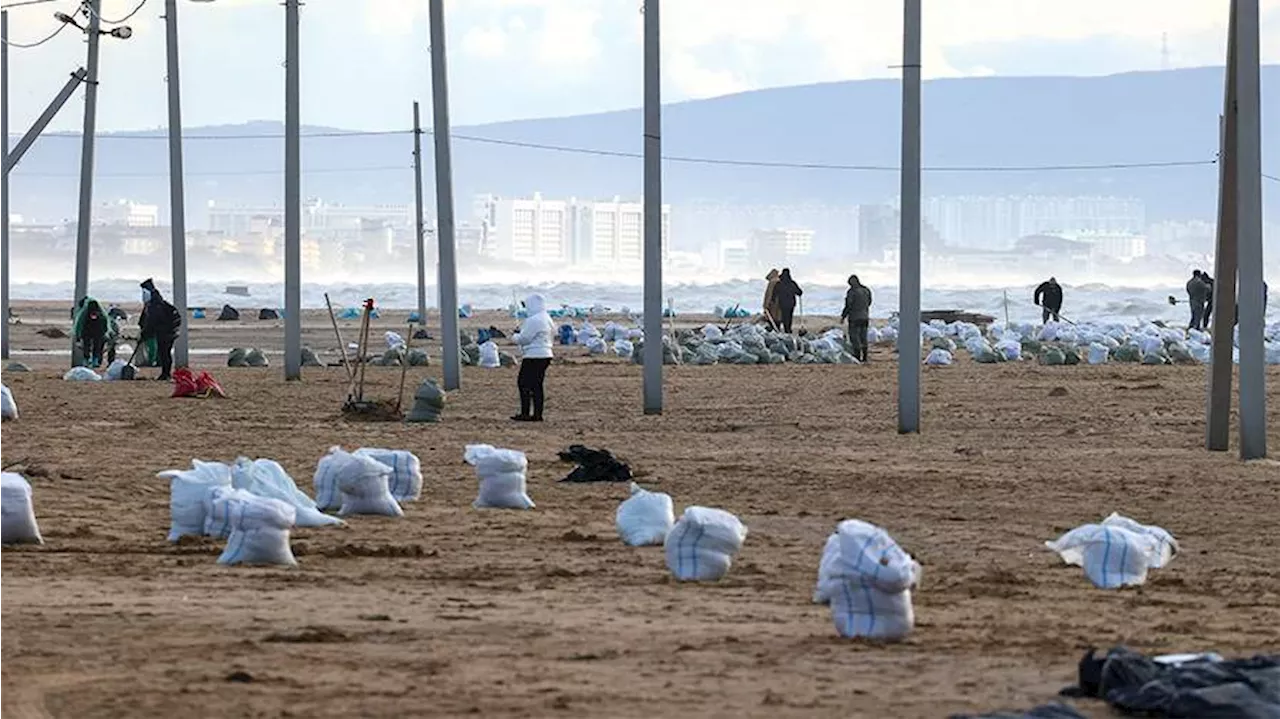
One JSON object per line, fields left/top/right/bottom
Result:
{"left": 3, "top": 302, "right": 1280, "bottom": 718}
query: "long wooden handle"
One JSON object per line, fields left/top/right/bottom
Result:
{"left": 395, "top": 321, "right": 414, "bottom": 414}
{"left": 325, "top": 293, "right": 354, "bottom": 383}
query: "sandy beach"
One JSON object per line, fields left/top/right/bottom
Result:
{"left": 3, "top": 301, "right": 1280, "bottom": 718}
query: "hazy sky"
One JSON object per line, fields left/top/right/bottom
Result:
{"left": 3, "top": 0, "right": 1279, "bottom": 133}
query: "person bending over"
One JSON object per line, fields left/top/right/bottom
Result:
{"left": 139, "top": 278, "right": 182, "bottom": 381}
{"left": 1034, "top": 277, "right": 1064, "bottom": 323}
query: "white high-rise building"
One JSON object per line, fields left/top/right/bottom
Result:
{"left": 476, "top": 194, "right": 669, "bottom": 268}
{"left": 480, "top": 193, "right": 571, "bottom": 265}
{"left": 579, "top": 196, "right": 670, "bottom": 268}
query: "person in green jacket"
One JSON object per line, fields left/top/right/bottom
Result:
{"left": 72, "top": 296, "right": 117, "bottom": 368}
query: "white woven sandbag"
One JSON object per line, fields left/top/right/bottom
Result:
{"left": 104, "top": 359, "right": 130, "bottom": 380}
{"left": 158, "top": 460, "right": 233, "bottom": 542}
{"left": 337, "top": 455, "right": 402, "bottom": 517}
{"left": 665, "top": 506, "right": 748, "bottom": 581}
{"left": 615, "top": 482, "right": 674, "bottom": 546}
{"left": 1, "top": 384, "right": 17, "bottom": 420}
{"left": 924, "top": 348, "right": 953, "bottom": 366}
{"left": 465, "top": 444, "right": 533, "bottom": 510}
{"left": 478, "top": 341, "right": 500, "bottom": 368}
{"left": 1, "top": 473, "right": 43, "bottom": 544}
{"left": 815, "top": 520, "right": 920, "bottom": 641}
{"left": 210, "top": 489, "right": 298, "bottom": 566}
{"left": 354, "top": 448, "right": 423, "bottom": 502}
{"left": 313, "top": 446, "right": 394, "bottom": 511}
{"left": 1087, "top": 342, "right": 1110, "bottom": 365}
{"left": 1046, "top": 513, "right": 1177, "bottom": 588}
{"left": 613, "top": 339, "right": 635, "bottom": 359}
{"left": 63, "top": 367, "right": 102, "bottom": 381}
{"left": 231, "top": 457, "right": 343, "bottom": 528}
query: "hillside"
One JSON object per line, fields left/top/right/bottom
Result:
{"left": 7, "top": 65, "right": 1278, "bottom": 226}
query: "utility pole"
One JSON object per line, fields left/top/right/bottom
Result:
{"left": 283, "top": 0, "right": 301, "bottom": 380}
{"left": 73, "top": 0, "right": 104, "bottom": 367}
{"left": 641, "top": 0, "right": 663, "bottom": 414}
{"left": 412, "top": 101, "right": 428, "bottom": 326}
{"left": 897, "top": 0, "right": 923, "bottom": 434}
{"left": 1, "top": 10, "right": 10, "bottom": 360}
{"left": 428, "top": 0, "right": 460, "bottom": 391}
{"left": 1233, "top": 0, "right": 1266, "bottom": 459}
{"left": 164, "top": 0, "right": 189, "bottom": 368}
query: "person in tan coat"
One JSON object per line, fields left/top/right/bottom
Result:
{"left": 762, "top": 269, "right": 782, "bottom": 329}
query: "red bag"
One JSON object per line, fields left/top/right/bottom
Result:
{"left": 194, "top": 371, "right": 227, "bottom": 398}
{"left": 171, "top": 368, "right": 199, "bottom": 398}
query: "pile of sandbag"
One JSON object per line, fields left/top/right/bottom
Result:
{"left": 312, "top": 446, "right": 403, "bottom": 517}
{"left": 813, "top": 520, "right": 920, "bottom": 640}
{"left": 1, "top": 473, "right": 43, "bottom": 544}
{"left": 231, "top": 458, "right": 343, "bottom": 527}
{"left": 465, "top": 444, "right": 534, "bottom": 510}
{"left": 665, "top": 507, "right": 747, "bottom": 581}
{"left": 227, "top": 348, "right": 269, "bottom": 367}
{"left": 615, "top": 482, "right": 674, "bottom": 546}
{"left": 1045, "top": 512, "right": 1178, "bottom": 589}
{"left": 1, "top": 384, "right": 17, "bottom": 420}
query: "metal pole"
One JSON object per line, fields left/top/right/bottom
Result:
{"left": 1234, "top": 0, "right": 1266, "bottom": 459}
{"left": 412, "top": 101, "right": 428, "bottom": 326}
{"left": 73, "top": 0, "right": 103, "bottom": 367}
{"left": 164, "top": 0, "right": 189, "bottom": 368}
{"left": 283, "top": 0, "right": 301, "bottom": 380}
{"left": 1, "top": 11, "right": 9, "bottom": 359}
{"left": 1207, "top": 11, "right": 1239, "bottom": 452}
{"left": 897, "top": 0, "right": 923, "bottom": 434}
{"left": 428, "top": 0, "right": 460, "bottom": 391}
{"left": 641, "top": 0, "right": 663, "bottom": 414}
{"left": 6, "top": 69, "right": 88, "bottom": 170}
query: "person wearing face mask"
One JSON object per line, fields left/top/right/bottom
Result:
{"left": 510, "top": 293, "right": 554, "bottom": 422}
{"left": 139, "top": 279, "right": 183, "bottom": 381}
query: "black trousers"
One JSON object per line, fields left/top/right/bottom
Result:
{"left": 82, "top": 335, "right": 105, "bottom": 366}
{"left": 849, "top": 320, "right": 869, "bottom": 362}
{"left": 779, "top": 303, "right": 796, "bottom": 334}
{"left": 1042, "top": 307, "right": 1061, "bottom": 323}
{"left": 156, "top": 335, "right": 175, "bottom": 379}
{"left": 1189, "top": 303, "right": 1205, "bottom": 330}
{"left": 517, "top": 358, "right": 552, "bottom": 419}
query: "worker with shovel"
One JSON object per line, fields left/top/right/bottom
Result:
{"left": 1185, "top": 270, "right": 1211, "bottom": 330}
{"left": 139, "top": 279, "right": 183, "bottom": 381}
{"left": 1033, "top": 277, "right": 1064, "bottom": 324}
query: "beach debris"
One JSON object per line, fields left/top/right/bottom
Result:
{"left": 63, "top": 367, "right": 102, "bottom": 381}
{"left": 466, "top": 444, "right": 534, "bottom": 510}
{"left": 206, "top": 487, "right": 298, "bottom": 567}
{"left": 171, "top": 368, "right": 228, "bottom": 399}
{"left": 352, "top": 448, "right": 423, "bottom": 502}
{"left": 558, "top": 445, "right": 632, "bottom": 484}
{"left": 1, "top": 473, "right": 43, "bottom": 544}
{"left": 405, "top": 378, "right": 446, "bottom": 423}
{"left": 37, "top": 327, "right": 68, "bottom": 339}
{"left": 813, "top": 519, "right": 919, "bottom": 641}
{"left": 1045, "top": 512, "right": 1178, "bottom": 589}
{"left": 217, "top": 305, "right": 240, "bottom": 321}
{"left": 665, "top": 506, "right": 747, "bottom": 582}
{"left": 301, "top": 347, "right": 323, "bottom": 367}
{"left": 5, "top": 362, "right": 31, "bottom": 373}
{"left": 615, "top": 482, "right": 674, "bottom": 547}
{"left": 312, "top": 446, "right": 401, "bottom": 517}
{"left": 258, "top": 308, "right": 280, "bottom": 321}
{"left": 1, "top": 385, "right": 17, "bottom": 421}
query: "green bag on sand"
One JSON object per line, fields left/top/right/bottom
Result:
{"left": 1039, "top": 347, "right": 1066, "bottom": 366}
{"left": 300, "top": 347, "right": 323, "bottom": 367}
{"left": 406, "top": 378, "right": 446, "bottom": 423}
{"left": 408, "top": 349, "right": 431, "bottom": 367}
{"left": 227, "top": 347, "right": 248, "bottom": 367}
{"left": 1111, "top": 345, "right": 1141, "bottom": 363}
{"left": 140, "top": 337, "right": 159, "bottom": 367}
{"left": 245, "top": 348, "right": 269, "bottom": 367}
{"left": 1061, "top": 346, "right": 1081, "bottom": 365}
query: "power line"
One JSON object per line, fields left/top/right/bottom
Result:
{"left": 29, "top": 127, "right": 1217, "bottom": 173}
{"left": 0, "top": 17, "right": 67, "bottom": 47}
{"left": 1265, "top": 173, "right": 1280, "bottom": 184}
{"left": 13, "top": 164, "right": 411, "bottom": 178}
{"left": 85, "top": 0, "right": 146, "bottom": 25}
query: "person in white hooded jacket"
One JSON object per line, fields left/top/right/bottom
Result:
{"left": 511, "top": 293, "right": 554, "bottom": 422}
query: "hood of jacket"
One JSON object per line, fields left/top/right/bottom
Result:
{"left": 525, "top": 293, "right": 548, "bottom": 316}
{"left": 765, "top": 269, "right": 780, "bottom": 281}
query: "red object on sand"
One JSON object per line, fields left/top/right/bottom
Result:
{"left": 171, "top": 369, "right": 228, "bottom": 399}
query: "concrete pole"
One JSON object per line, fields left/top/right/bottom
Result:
{"left": 1, "top": 11, "right": 9, "bottom": 360}
{"left": 73, "top": 0, "right": 104, "bottom": 367}
{"left": 164, "top": 0, "right": 189, "bottom": 368}
{"left": 428, "top": 0, "right": 460, "bottom": 390}
{"left": 1233, "top": 0, "right": 1266, "bottom": 459}
{"left": 1207, "top": 8, "right": 1239, "bottom": 452}
{"left": 412, "top": 101, "right": 428, "bottom": 325}
{"left": 642, "top": 0, "right": 663, "bottom": 414}
{"left": 283, "top": 0, "right": 301, "bottom": 380}
{"left": 897, "top": 0, "right": 923, "bottom": 434}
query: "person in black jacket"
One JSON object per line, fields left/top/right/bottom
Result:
{"left": 1033, "top": 277, "right": 1064, "bottom": 323}
{"left": 772, "top": 268, "right": 804, "bottom": 334}
{"left": 1202, "top": 273, "right": 1215, "bottom": 326}
{"left": 840, "top": 275, "right": 873, "bottom": 362}
{"left": 1186, "top": 270, "right": 1211, "bottom": 330}
{"left": 139, "top": 278, "right": 182, "bottom": 381}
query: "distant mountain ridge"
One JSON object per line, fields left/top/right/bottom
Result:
{"left": 8, "top": 65, "right": 1278, "bottom": 227}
